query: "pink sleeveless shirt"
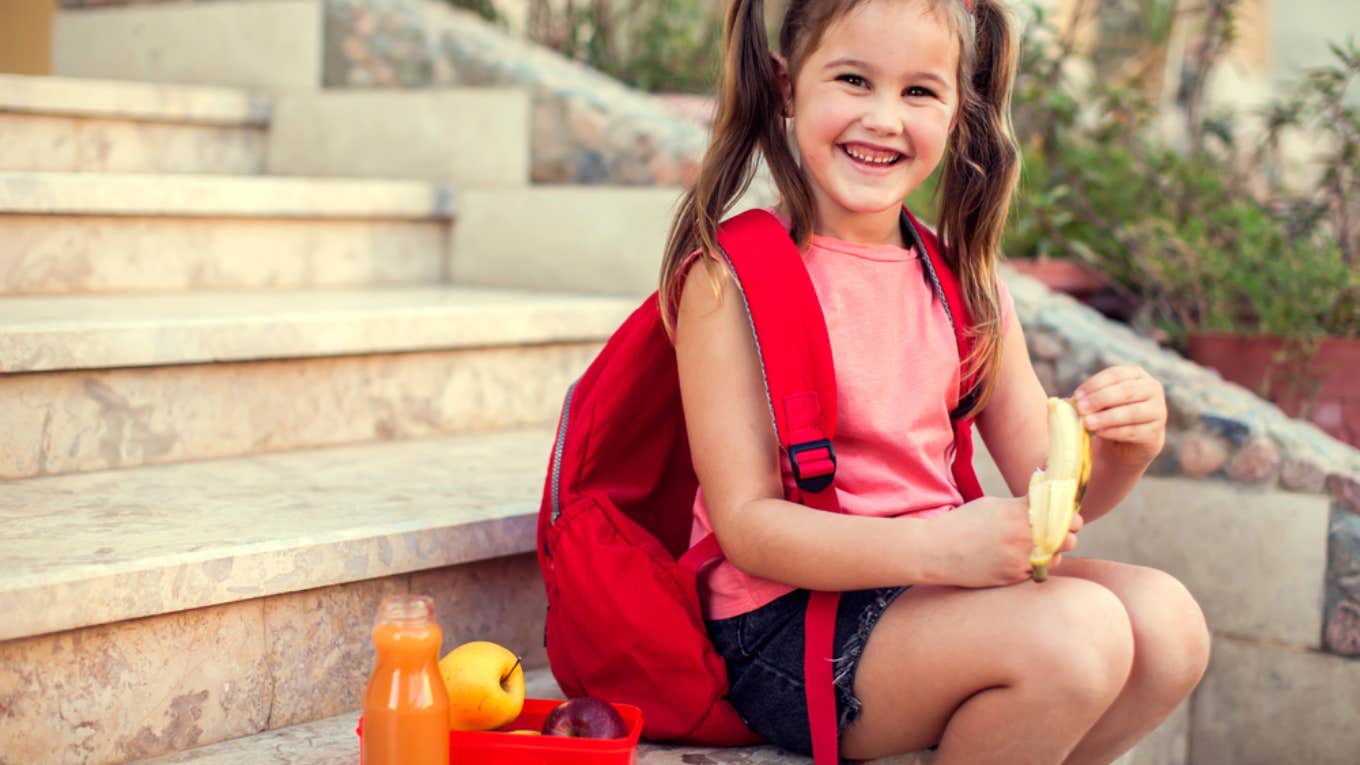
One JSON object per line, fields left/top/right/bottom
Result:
{"left": 690, "top": 213, "right": 1015, "bottom": 619}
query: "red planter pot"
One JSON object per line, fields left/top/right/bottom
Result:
{"left": 1007, "top": 258, "right": 1108, "bottom": 295}
{"left": 1007, "top": 259, "right": 1137, "bottom": 322}
{"left": 1186, "top": 331, "right": 1360, "bottom": 448}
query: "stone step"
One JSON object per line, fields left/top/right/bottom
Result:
{"left": 127, "top": 664, "right": 1184, "bottom": 765}
{"left": 0, "top": 285, "right": 633, "bottom": 373}
{"left": 126, "top": 661, "right": 1170, "bottom": 765}
{"left": 268, "top": 89, "right": 531, "bottom": 186}
{"left": 0, "top": 427, "right": 554, "bottom": 642}
{"left": 0, "top": 170, "right": 452, "bottom": 219}
{"left": 0, "top": 73, "right": 270, "bottom": 175}
{"left": 0, "top": 432, "right": 1192, "bottom": 765}
{"left": 0, "top": 286, "right": 633, "bottom": 478}
{"left": 127, "top": 667, "right": 935, "bottom": 765}
{"left": 451, "top": 186, "right": 684, "bottom": 297}
{"left": 0, "top": 173, "right": 682, "bottom": 296}
{"left": 0, "top": 431, "right": 555, "bottom": 764}
{"left": 0, "top": 170, "right": 452, "bottom": 294}
{"left": 54, "top": 0, "right": 324, "bottom": 91}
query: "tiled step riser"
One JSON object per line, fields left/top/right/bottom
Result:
{"left": 0, "top": 215, "right": 446, "bottom": 294}
{"left": 268, "top": 91, "right": 531, "bottom": 186}
{"left": 0, "top": 113, "right": 267, "bottom": 175}
{"left": 1, "top": 344, "right": 596, "bottom": 480}
{"left": 1192, "top": 636, "right": 1360, "bottom": 764}
{"left": 451, "top": 188, "right": 681, "bottom": 298}
{"left": 0, "top": 554, "right": 547, "bottom": 765}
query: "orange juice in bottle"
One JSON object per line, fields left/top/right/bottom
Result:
{"left": 362, "top": 594, "right": 449, "bottom": 765}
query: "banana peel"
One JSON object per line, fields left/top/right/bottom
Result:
{"left": 1027, "top": 397, "right": 1092, "bottom": 582}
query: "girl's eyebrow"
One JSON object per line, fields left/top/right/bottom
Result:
{"left": 823, "top": 56, "right": 872, "bottom": 70}
{"left": 822, "top": 56, "right": 950, "bottom": 88}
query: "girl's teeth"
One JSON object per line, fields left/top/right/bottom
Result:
{"left": 843, "top": 145, "right": 900, "bottom": 165}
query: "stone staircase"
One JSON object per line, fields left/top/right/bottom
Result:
{"left": 0, "top": 71, "right": 662, "bottom": 764}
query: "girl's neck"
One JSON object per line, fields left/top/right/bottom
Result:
{"left": 812, "top": 205, "right": 905, "bottom": 249}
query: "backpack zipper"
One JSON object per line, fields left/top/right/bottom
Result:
{"left": 548, "top": 377, "right": 580, "bottom": 526}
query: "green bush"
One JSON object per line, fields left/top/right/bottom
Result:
{"left": 1005, "top": 2, "right": 1360, "bottom": 348}
{"left": 525, "top": 0, "right": 719, "bottom": 93}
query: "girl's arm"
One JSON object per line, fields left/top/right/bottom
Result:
{"left": 975, "top": 313, "right": 1167, "bottom": 525}
{"left": 973, "top": 316, "right": 1050, "bottom": 496}
{"left": 676, "top": 259, "right": 1035, "bottom": 590}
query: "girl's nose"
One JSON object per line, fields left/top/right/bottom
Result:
{"left": 860, "top": 96, "right": 904, "bottom": 135}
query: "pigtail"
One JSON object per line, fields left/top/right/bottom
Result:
{"left": 937, "top": 0, "right": 1021, "bottom": 417}
{"left": 659, "top": 0, "right": 813, "bottom": 337}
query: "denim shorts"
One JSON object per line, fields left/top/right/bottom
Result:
{"left": 705, "top": 586, "right": 910, "bottom": 759}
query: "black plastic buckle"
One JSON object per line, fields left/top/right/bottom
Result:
{"left": 788, "top": 439, "right": 837, "bottom": 493}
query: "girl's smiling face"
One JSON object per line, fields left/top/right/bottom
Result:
{"left": 781, "top": 0, "right": 960, "bottom": 241}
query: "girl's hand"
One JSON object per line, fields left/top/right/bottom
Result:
{"left": 1073, "top": 365, "right": 1167, "bottom": 468}
{"left": 929, "top": 496, "right": 1080, "bottom": 588}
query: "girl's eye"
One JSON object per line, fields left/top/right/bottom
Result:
{"left": 837, "top": 74, "right": 868, "bottom": 88}
{"left": 905, "top": 86, "right": 937, "bottom": 98}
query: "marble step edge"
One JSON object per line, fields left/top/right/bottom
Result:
{"left": 0, "top": 171, "right": 454, "bottom": 219}
{"left": 0, "top": 285, "right": 638, "bottom": 373}
{"left": 0, "top": 72, "right": 271, "bottom": 127}
{"left": 0, "top": 427, "right": 559, "bottom": 643}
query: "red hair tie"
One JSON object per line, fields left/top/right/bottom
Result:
{"left": 963, "top": 0, "right": 974, "bottom": 10}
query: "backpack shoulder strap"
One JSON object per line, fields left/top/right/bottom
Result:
{"left": 712, "top": 209, "right": 841, "bottom": 506}
{"left": 902, "top": 207, "right": 986, "bottom": 501}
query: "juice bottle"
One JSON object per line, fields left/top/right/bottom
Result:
{"left": 362, "top": 594, "right": 450, "bottom": 765}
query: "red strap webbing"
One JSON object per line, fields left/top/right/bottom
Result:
{"left": 904, "top": 208, "right": 985, "bottom": 503}
{"left": 718, "top": 211, "right": 844, "bottom": 765}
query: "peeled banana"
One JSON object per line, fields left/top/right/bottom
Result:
{"left": 1027, "top": 397, "right": 1092, "bottom": 582}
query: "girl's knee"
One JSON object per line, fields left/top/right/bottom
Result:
{"left": 1130, "top": 569, "right": 1211, "bottom": 691}
{"left": 1012, "top": 579, "right": 1134, "bottom": 705}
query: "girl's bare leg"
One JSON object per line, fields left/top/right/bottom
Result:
{"left": 1054, "top": 557, "right": 1211, "bottom": 765}
{"left": 840, "top": 577, "right": 1135, "bottom": 764}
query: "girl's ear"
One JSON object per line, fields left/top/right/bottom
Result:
{"left": 771, "top": 52, "right": 793, "bottom": 117}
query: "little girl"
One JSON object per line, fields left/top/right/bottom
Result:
{"left": 661, "top": 1, "right": 1210, "bottom": 763}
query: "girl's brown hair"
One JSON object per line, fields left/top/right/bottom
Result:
{"left": 659, "top": 0, "right": 1020, "bottom": 418}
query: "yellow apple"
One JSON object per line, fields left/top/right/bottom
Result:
{"left": 438, "top": 640, "right": 526, "bottom": 731}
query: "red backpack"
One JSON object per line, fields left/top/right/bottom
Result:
{"left": 536, "top": 207, "right": 985, "bottom": 765}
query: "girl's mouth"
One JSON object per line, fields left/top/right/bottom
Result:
{"left": 839, "top": 143, "right": 904, "bottom": 167}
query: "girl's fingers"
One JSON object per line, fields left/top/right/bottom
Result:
{"left": 1082, "top": 399, "right": 1163, "bottom": 431}
{"left": 1076, "top": 375, "right": 1160, "bottom": 416}
{"left": 1075, "top": 365, "right": 1147, "bottom": 398}
{"left": 1092, "top": 422, "right": 1163, "bottom": 444}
